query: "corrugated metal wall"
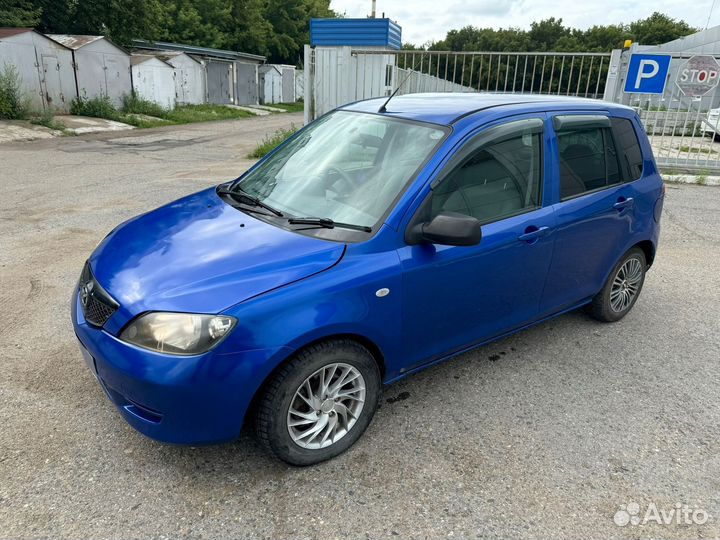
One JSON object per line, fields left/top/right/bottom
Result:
{"left": 310, "top": 18, "right": 402, "bottom": 50}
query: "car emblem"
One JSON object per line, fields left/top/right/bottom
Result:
{"left": 80, "top": 281, "right": 94, "bottom": 306}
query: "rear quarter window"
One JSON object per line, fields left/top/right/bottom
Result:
{"left": 611, "top": 118, "right": 644, "bottom": 181}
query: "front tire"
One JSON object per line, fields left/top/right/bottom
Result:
{"left": 588, "top": 247, "right": 646, "bottom": 322}
{"left": 255, "top": 340, "right": 381, "bottom": 466}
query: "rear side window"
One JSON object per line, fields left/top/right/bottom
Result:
{"left": 611, "top": 118, "right": 644, "bottom": 181}
{"left": 556, "top": 120, "right": 621, "bottom": 200}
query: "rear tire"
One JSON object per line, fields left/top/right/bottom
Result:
{"left": 588, "top": 247, "right": 646, "bottom": 322}
{"left": 255, "top": 339, "right": 381, "bottom": 466}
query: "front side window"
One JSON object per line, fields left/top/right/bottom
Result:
{"left": 558, "top": 124, "right": 621, "bottom": 200}
{"left": 431, "top": 119, "right": 543, "bottom": 223}
{"left": 236, "top": 111, "right": 447, "bottom": 229}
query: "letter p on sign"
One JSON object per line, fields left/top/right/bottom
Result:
{"left": 624, "top": 54, "right": 671, "bottom": 94}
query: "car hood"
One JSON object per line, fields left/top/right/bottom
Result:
{"left": 89, "top": 187, "right": 345, "bottom": 329}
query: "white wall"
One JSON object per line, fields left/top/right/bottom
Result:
{"left": 166, "top": 54, "right": 205, "bottom": 105}
{"left": 131, "top": 58, "right": 176, "bottom": 109}
{"left": 74, "top": 39, "right": 131, "bottom": 108}
{"left": 260, "top": 68, "right": 283, "bottom": 104}
{"left": 0, "top": 32, "right": 76, "bottom": 113}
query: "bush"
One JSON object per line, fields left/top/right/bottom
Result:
{"left": 248, "top": 126, "right": 298, "bottom": 158}
{"left": 30, "top": 109, "right": 65, "bottom": 131}
{"left": 121, "top": 94, "right": 167, "bottom": 118}
{"left": 70, "top": 95, "right": 120, "bottom": 121}
{"left": 0, "top": 64, "right": 29, "bottom": 120}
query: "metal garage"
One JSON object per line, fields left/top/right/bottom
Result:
{"left": 156, "top": 51, "right": 205, "bottom": 105}
{"left": 258, "top": 64, "right": 282, "bottom": 104}
{"left": 132, "top": 40, "right": 265, "bottom": 105}
{"left": 259, "top": 64, "right": 296, "bottom": 104}
{"left": 130, "top": 54, "right": 176, "bottom": 109}
{"left": 47, "top": 35, "right": 131, "bottom": 108}
{"left": 0, "top": 28, "right": 76, "bottom": 113}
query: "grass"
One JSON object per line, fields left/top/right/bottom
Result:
{"left": 677, "top": 145, "right": 719, "bottom": 155}
{"left": 271, "top": 101, "right": 304, "bottom": 113}
{"left": 30, "top": 109, "right": 66, "bottom": 131}
{"left": 71, "top": 95, "right": 122, "bottom": 121}
{"left": 0, "top": 64, "right": 29, "bottom": 120}
{"left": 70, "top": 95, "right": 256, "bottom": 128}
{"left": 248, "top": 126, "right": 298, "bottom": 158}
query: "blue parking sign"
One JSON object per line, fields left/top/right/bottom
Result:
{"left": 624, "top": 54, "right": 671, "bottom": 94}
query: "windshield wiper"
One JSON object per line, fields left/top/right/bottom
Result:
{"left": 287, "top": 217, "right": 372, "bottom": 233}
{"left": 217, "top": 187, "right": 284, "bottom": 217}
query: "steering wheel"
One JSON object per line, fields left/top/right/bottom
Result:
{"left": 324, "top": 166, "right": 361, "bottom": 194}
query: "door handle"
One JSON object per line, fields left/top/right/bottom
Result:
{"left": 613, "top": 197, "right": 634, "bottom": 210}
{"left": 518, "top": 226, "right": 551, "bottom": 242}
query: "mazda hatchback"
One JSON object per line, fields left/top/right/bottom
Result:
{"left": 72, "top": 93, "right": 663, "bottom": 465}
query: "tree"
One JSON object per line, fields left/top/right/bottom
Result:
{"left": 0, "top": 0, "right": 41, "bottom": 27}
{"left": 629, "top": 12, "right": 697, "bottom": 45}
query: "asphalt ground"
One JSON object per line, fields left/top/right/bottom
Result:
{"left": 1, "top": 115, "right": 719, "bottom": 539}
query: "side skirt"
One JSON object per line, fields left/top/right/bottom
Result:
{"left": 384, "top": 297, "right": 593, "bottom": 385}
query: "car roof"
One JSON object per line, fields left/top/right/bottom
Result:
{"left": 340, "top": 92, "right": 633, "bottom": 125}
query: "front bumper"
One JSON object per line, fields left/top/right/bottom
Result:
{"left": 72, "top": 293, "right": 290, "bottom": 444}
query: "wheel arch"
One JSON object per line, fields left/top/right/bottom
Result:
{"left": 634, "top": 239, "right": 656, "bottom": 267}
{"left": 244, "top": 333, "right": 387, "bottom": 425}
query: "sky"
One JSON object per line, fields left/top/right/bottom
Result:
{"left": 330, "top": 0, "right": 718, "bottom": 45}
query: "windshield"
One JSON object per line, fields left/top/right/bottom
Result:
{"left": 234, "top": 111, "right": 447, "bottom": 229}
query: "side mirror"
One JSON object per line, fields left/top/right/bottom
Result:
{"left": 411, "top": 212, "right": 482, "bottom": 246}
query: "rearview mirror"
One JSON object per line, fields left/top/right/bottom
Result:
{"left": 411, "top": 212, "right": 482, "bottom": 246}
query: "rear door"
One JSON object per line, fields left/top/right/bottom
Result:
{"left": 539, "top": 113, "right": 641, "bottom": 314}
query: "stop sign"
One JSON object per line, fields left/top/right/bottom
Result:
{"left": 677, "top": 55, "right": 720, "bottom": 97}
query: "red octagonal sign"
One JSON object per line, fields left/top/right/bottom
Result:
{"left": 677, "top": 55, "right": 720, "bottom": 97}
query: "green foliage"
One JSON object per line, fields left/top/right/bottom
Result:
{"left": 161, "top": 104, "right": 254, "bottom": 123}
{"left": 418, "top": 12, "right": 697, "bottom": 53}
{"left": 122, "top": 94, "right": 167, "bottom": 117}
{"left": 30, "top": 108, "right": 65, "bottom": 130}
{"left": 248, "top": 126, "right": 297, "bottom": 158}
{"left": 629, "top": 12, "right": 695, "bottom": 45}
{"left": 0, "top": 64, "right": 29, "bottom": 120}
{"left": 0, "top": 0, "right": 41, "bottom": 26}
{"left": 70, "top": 95, "right": 121, "bottom": 121}
{"left": 271, "top": 102, "right": 304, "bottom": 113}
{"left": 25, "top": 0, "right": 336, "bottom": 62}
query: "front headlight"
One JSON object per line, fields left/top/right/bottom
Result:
{"left": 120, "top": 312, "right": 236, "bottom": 355}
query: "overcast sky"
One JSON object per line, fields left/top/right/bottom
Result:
{"left": 329, "top": 0, "right": 717, "bottom": 45}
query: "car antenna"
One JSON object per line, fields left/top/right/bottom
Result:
{"left": 378, "top": 57, "right": 420, "bottom": 114}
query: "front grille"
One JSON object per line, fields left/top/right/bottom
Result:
{"left": 78, "top": 262, "right": 119, "bottom": 327}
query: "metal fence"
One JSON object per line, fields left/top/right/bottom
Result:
{"left": 384, "top": 50, "right": 611, "bottom": 97}
{"left": 304, "top": 45, "right": 720, "bottom": 172}
{"left": 612, "top": 51, "right": 720, "bottom": 172}
{"left": 304, "top": 47, "right": 612, "bottom": 122}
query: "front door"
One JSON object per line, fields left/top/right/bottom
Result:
{"left": 399, "top": 116, "right": 556, "bottom": 368}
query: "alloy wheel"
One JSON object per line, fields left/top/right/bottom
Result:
{"left": 610, "top": 257, "right": 643, "bottom": 313}
{"left": 287, "top": 363, "right": 366, "bottom": 450}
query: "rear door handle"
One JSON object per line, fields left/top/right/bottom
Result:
{"left": 518, "top": 226, "right": 551, "bottom": 242}
{"left": 613, "top": 197, "right": 634, "bottom": 210}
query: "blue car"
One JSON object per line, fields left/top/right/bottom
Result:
{"left": 73, "top": 94, "right": 663, "bottom": 465}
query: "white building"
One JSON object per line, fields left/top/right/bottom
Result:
{"left": 156, "top": 51, "right": 205, "bottom": 105}
{"left": 130, "top": 54, "right": 176, "bottom": 109}
{"left": 0, "top": 28, "right": 76, "bottom": 113}
{"left": 47, "top": 35, "right": 131, "bottom": 108}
